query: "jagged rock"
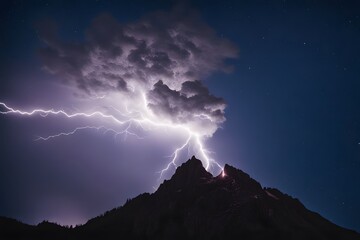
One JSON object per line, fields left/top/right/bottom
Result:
{"left": 1, "top": 157, "right": 359, "bottom": 240}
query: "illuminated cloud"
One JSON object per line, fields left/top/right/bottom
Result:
{"left": 147, "top": 80, "right": 225, "bottom": 136}
{"left": 37, "top": 7, "right": 237, "bottom": 136}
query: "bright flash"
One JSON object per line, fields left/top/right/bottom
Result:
{"left": 0, "top": 96, "right": 223, "bottom": 181}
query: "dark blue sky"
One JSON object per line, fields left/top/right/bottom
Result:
{"left": 0, "top": 0, "right": 359, "bottom": 232}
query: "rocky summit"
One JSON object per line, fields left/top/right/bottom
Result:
{"left": 1, "top": 156, "right": 359, "bottom": 240}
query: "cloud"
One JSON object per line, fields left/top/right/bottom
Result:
{"left": 37, "top": 7, "right": 237, "bottom": 136}
{"left": 37, "top": 7, "right": 237, "bottom": 91}
{"left": 147, "top": 80, "right": 226, "bottom": 136}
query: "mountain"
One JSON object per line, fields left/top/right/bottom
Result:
{"left": 1, "top": 156, "right": 359, "bottom": 240}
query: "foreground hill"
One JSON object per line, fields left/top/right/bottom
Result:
{"left": 1, "top": 156, "right": 359, "bottom": 240}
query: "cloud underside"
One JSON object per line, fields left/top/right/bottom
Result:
{"left": 37, "top": 7, "right": 237, "bottom": 136}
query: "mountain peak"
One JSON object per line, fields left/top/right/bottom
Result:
{"left": 223, "top": 163, "right": 251, "bottom": 179}
{"left": 159, "top": 156, "right": 212, "bottom": 190}
{"left": 184, "top": 155, "right": 203, "bottom": 168}
{"left": 173, "top": 156, "right": 211, "bottom": 177}
{"left": 2, "top": 157, "right": 359, "bottom": 240}
{"left": 221, "top": 163, "right": 263, "bottom": 195}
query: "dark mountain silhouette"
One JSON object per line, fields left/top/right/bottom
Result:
{"left": 1, "top": 156, "right": 359, "bottom": 240}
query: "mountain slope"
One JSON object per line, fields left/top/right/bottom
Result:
{"left": 1, "top": 156, "right": 359, "bottom": 240}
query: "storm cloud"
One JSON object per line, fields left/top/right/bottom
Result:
{"left": 37, "top": 7, "right": 237, "bottom": 136}
{"left": 147, "top": 80, "right": 226, "bottom": 136}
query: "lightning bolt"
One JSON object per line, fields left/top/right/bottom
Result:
{"left": 35, "top": 124, "right": 144, "bottom": 142}
{"left": 159, "top": 134, "right": 192, "bottom": 179}
{"left": 0, "top": 100, "right": 223, "bottom": 180}
{"left": 35, "top": 126, "right": 105, "bottom": 141}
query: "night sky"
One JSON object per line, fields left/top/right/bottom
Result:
{"left": 1, "top": 0, "right": 359, "bottom": 232}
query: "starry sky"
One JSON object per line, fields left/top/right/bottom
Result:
{"left": 0, "top": 0, "right": 359, "bottom": 232}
